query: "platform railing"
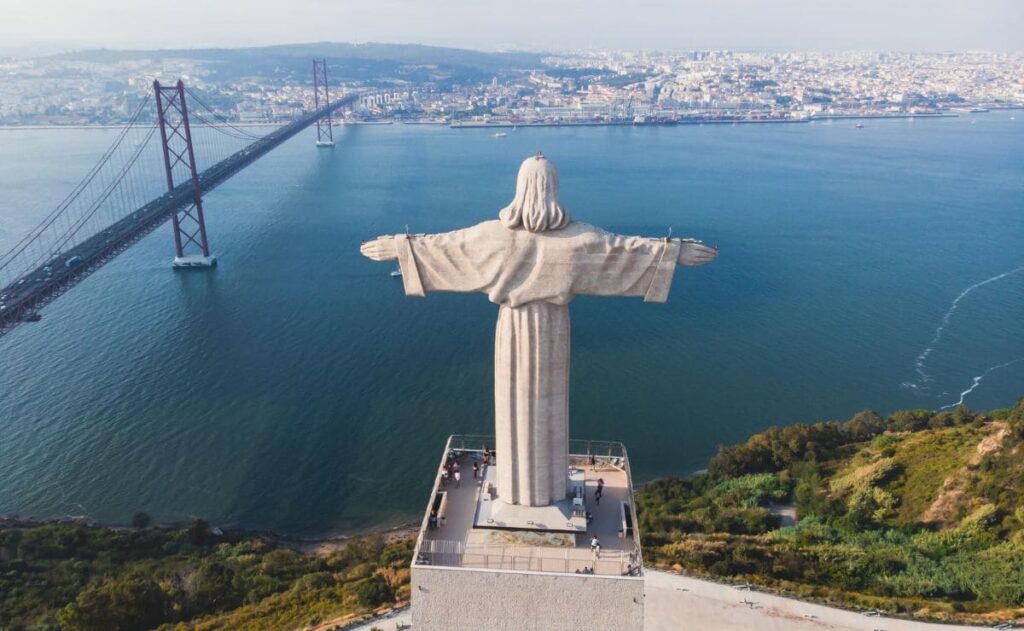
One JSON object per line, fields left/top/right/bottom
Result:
{"left": 414, "top": 434, "right": 645, "bottom": 574}
{"left": 416, "top": 539, "right": 642, "bottom": 577}
{"left": 446, "top": 435, "right": 629, "bottom": 461}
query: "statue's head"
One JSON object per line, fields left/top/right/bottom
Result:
{"left": 499, "top": 154, "right": 571, "bottom": 233}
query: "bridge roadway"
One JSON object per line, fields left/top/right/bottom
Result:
{"left": 0, "top": 93, "right": 358, "bottom": 337}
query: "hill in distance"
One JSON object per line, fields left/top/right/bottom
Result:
{"left": 48, "top": 42, "right": 547, "bottom": 86}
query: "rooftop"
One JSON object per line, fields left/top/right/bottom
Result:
{"left": 412, "top": 435, "right": 644, "bottom": 578}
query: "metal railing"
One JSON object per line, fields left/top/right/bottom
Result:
{"left": 417, "top": 539, "right": 642, "bottom": 577}
{"left": 412, "top": 434, "right": 646, "bottom": 575}
{"left": 447, "top": 435, "right": 629, "bottom": 460}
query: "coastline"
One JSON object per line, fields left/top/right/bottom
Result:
{"left": 5, "top": 109, "right": 1011, "bottom": 131}
{"left": 0, "top": 515, "right": 419, "bottom": 557}
{"left": 448, "top": 112, "right": 961, "bottom": 128}
{"left": 5, "top": 407, "right": 1023, "bottom": 628}
{"left": 3, "top": 515, "right": 1006, "bottom": 629}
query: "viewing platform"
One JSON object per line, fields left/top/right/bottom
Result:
{"left": 410, "top": 435, "right": 646, "bottom": 629}
{"left": 412, "top": 435, "right": 644, "bottom": 578}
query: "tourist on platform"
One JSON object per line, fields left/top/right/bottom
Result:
{"left": 454, "top": 469, "right": 461, "bottom": 488}
{"left": 472, "top": 461, "right": 480, "bottom": 479}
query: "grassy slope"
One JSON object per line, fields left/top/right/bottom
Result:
{"left": 637, "top": 399, "right": 1024, "bottom": 625}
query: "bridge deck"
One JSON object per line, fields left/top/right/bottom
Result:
{"left": 0, "top": 94, "right": 358, "bottom": 336}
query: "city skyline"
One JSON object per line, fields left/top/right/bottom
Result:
{"left": 3, "top": 0, "right": 1024, "bottom": 54}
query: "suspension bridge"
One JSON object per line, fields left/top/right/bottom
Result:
{"left": 0, "top": 59, "right": 355, "bottom": 339}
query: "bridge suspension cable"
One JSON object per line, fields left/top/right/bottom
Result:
{"left": 41, "top": 125, "right": 159, "bottom": 270}
{"left": 1, "top": 71, "right": 355, "bottom": 338}
{"left": 0, "top": 95, "right": 155, "bottom": 286}
{"left": 184, "top": 88, "right": 265, "bottom": 141}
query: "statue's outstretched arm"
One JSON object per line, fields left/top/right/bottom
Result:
{"left": 677, "top": 239, "right": 718, "bottom": 266}
{"left": 360, "top": 236, "right": 398, "bottom": 262}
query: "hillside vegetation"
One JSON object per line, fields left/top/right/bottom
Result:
{"left": 0, "top": 521, "right": 412, "bottom": 631}
{"left": 4, "top": 397, "right": 1023, "bottom": 629}
{"left": 638, "top": 396, "right": 1024, "bottom": 624}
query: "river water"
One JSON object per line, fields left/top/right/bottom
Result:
{"left": 1, "top": 115, "right": 1022, "bottom": 535}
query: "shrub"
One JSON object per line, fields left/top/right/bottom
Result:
{"left": 355, "top": 575, "right": 394, "bottom": 609}
{"left": 130, "top": 512, "right": 151, "bottom": 529}
{"left": 888, "top": 409, "right": 932, "bottom": 432}
{"left": 188, "top": 518, "right": 210, "bottom": 546}
{"left": 57, "top": 573, "right": 171, "bottom": 631}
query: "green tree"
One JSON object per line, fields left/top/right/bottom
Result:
{"left": 190, "top": 559, "right": 242, "bottom": 614}
{"left": 846, "top": 410, "right": 885, "bottom": 441}
{"left": 58, "top": 573, "right": 171, "bottom": 631}
{"left": 188, "top": 519, "right": 210, "bottom": 546}
{"left": 887, "top": 409, "right": 932, "bottom": 432}
{"left": 793, "top": 461, "right": 831, "bottom": 518}
{"left": 130, "top": 512, "right": 151, "bottom": 529}
{"left": 1008, "top": 396, "right": 1024, "bottom": 439}
{"left": 355, "top": 575, "right": 394, "bottom": 609}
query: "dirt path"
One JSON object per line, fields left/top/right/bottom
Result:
{"left": 922, "top": 422, "right": 1009, "bottom": 525}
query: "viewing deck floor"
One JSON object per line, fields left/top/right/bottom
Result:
{"left": 414, "top": 436, "right": 643, "bottom": 577}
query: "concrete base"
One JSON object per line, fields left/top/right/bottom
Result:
{"left": 474, "top": 466, "right": 587, "bottom": 533}
{"left": 412, "top": 565, "right": 643, "bottom": 631}
{"left": 315, "top": 140, "right": 335, "bottom": 147}
{"left": 172, "top": 255, "right": 217, "bottom": 269}
{"left": 475, "top": 497, "right": 585, "bottom": 533}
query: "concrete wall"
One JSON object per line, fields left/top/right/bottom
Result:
{"left": 411, "top": 565, "right": 644, "bottom": 631}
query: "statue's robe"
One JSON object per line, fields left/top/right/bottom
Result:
{"left": 395, "top": 220, "right": 682, "bottom": 506}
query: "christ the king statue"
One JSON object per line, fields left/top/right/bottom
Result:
{"left": 361, "top": 155, "right": 717, "bottom": 508}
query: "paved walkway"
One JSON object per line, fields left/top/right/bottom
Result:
{"left": 344, "top": 571, "right": 991, "bottom": 630}
{"left": 644, "top": 570, "right": 983, "bottom": 631}
{"left": 343, "top": 606, "right": 411, "bottom": 630}
{"left": 339, "top": 569, "right": 995, "bottom": 626}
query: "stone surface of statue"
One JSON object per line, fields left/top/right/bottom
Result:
{"left": 361, "top": 155, "right": 717, "bottom": 506}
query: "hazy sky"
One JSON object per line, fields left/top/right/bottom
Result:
{"left": 3, "top": 0, "right": 1022, "bottom": 52}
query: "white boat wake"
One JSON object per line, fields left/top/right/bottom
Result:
{"left": 939, "top": 357, "right": 1024, "bottom": 410}
{"left": 905, "top": 265, "right": 1024, "bottom": 391}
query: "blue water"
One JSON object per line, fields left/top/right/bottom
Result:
{"left": 1, "top": 116, "right": 1022, "bottom": 536}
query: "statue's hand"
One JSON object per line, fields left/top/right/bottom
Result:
{"left": 360, "top": 236, "right": 399, "bottom": 262}
{"left": 677, "top": 240, "right": 718, "bottom": 266}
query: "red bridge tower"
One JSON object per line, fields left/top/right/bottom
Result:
{"left": 312, "top": 59, "right": 335, "bottom": 147}
{"left": 154, "top": 79, "right": 216, "bottom": 269}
